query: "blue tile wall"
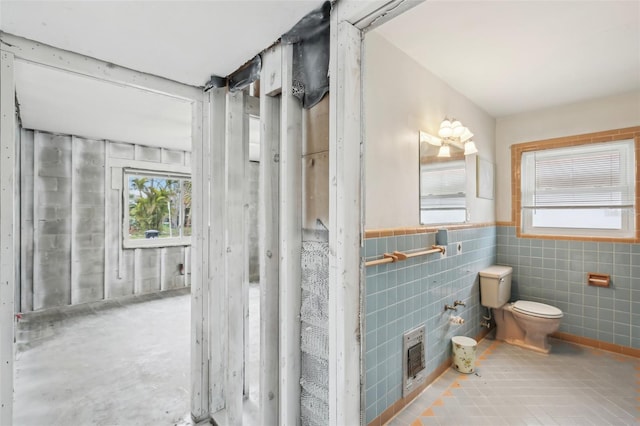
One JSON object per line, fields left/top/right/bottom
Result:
{"left": 363, "top": 227, "right": 496, "bottom": 424}
{"left": 496, "top": 226, "right": 640, "bottom": 349}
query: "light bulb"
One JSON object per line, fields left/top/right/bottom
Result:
{"left": 438, "top": 119, "right": 453, "bottom": 138}
{"left": 459, "top": 128, "right": 474, "bottom": 143}
{"left": 451, "top": 120, "right": 464, "bottom": 137}
{"left": 464, "top": 140, "right": 478, "bottom": 155}
{"left": 437, "top": 144, "right": 451, "bottom": 158}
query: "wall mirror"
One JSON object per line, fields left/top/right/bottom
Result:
{"left": 419, "top": 136, "right": 467, "bottom": 225}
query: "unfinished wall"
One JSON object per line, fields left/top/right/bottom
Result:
{"left": 20, "top": 129, "right": 191, "bottom": 312}
{"left": 300, "top": 95, "right": 330, "bottom": 426}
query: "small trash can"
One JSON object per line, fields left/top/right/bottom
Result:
{"left": 452, "top": 336, "right": 477, "bottom": 374}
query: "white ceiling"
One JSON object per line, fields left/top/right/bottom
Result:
{"left": 2, "top": 0, "right": 638, "bottom": 151}
{"left": 1, "top": 0, "right": 323, "bottom": 150}
{"left": 1, "top": 0, "right": 324, "bottom": 86}
{"left": 375, "top": 0, "right": 640, "bottom": 118}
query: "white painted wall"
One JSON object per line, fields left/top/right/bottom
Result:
{"left": 495, "top": 90, "right": 640, "bottom": 223}
{"left": 364, "top": 32, "right": 495, "bottom": 229}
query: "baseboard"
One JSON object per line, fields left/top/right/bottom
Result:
{"left": 551, "top": 331, "right": 640, "bottom": 358}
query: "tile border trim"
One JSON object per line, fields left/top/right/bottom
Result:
{"left": 364, "top": 223, "right": 496, "bottom": 240}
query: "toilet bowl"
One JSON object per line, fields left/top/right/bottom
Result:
{"left": 494, "top": 301, "right": 562, "bottom": 354}
{"left": 480, "top": 266, "right": 563, "bottom": 354}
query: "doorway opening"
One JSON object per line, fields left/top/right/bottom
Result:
{"left": 11, "top": 57, "right": 196, "bottom": 425}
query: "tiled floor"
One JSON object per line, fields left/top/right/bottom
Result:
{"left": 388, "top": 336, "right": 639, "bottom": 426}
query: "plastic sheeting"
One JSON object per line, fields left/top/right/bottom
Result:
{"left": 228, "top": 55, "right": 262, "bottom": 93}
{"left": 282, "top": 1, "right": 331, "bottom": 109}
{"left": 207, "top": 1, "right": 331, "bottom": 109}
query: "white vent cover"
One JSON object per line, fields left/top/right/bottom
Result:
{"left": 402, "top": 325, "right": 427, "bottom": 397}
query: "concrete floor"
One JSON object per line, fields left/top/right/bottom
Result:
{"left": 13, "top": 284, "right": 261, "bottom": 426}
{"left": 14, "top": 288, "right": 192, "bottom": 426}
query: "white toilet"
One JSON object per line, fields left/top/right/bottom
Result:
{"left": 479, "top": 265, "right": 563, "bottom": 354}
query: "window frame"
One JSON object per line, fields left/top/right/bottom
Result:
{"left": 512, "top": 127, "right": 640, "bottom": 242}
{"left": 123, "top": 168, "right": 192, "bottom": 249}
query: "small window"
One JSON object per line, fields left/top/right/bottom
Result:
{"left": 420, "top": 160, "right": 466, "bottom": 224}
{"left": 521, "top": 139, "right": 635, "bottom": 238}
{"left": 124, "top": 170, "right": 191, "bottom": 248}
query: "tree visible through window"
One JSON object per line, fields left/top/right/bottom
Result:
{"left": 125, "top": 172, "right": 191, "bottom": 246}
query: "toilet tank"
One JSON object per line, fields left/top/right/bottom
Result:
{"left": 479, "top": 265, "right": 512, "bottom": 308}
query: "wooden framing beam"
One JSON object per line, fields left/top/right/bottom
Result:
{"left": 0, "top": 32, "right": 201, "bottom": 101}
{"left": 209, "top": 87, "right": 228, "bottom": 415}
{"left": 328, "top": 16, "right": 363, "bottom": 426}
{"left": 279, "top": 44, "right": 303, "bottom": 426}
{"left": 259, "top": 45, "right": 282, "bottom": 425}
{"left": 191, "top": 94, "right": 210, "bottom": 422}
{"left": 0, "top": 48, "right": 16, "bottom": 426}
{"left": 339, "top": 0, "right": 424, "bottom": 31}
{"left": 225, "top": 90, "right": 247, "bottom": 426}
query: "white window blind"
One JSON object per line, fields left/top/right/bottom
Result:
{"left": 420, "top": 160, "right": 466, "bottom": 224}
{"left": 521, "top": 139, "right": 635, "bottom": 237}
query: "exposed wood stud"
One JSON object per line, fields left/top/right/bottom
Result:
{"left": 191, "top": 96, "right": 209, "bottom": 422}
{"left": 328, "top": 18, "right": 363, "bottom": 426}
{"left": 225, "top": 90, "right": 247, "bottom": 426}
{"left": 0, "top": 49, "right": 16, "bottom": 426}
{"left": 279, "top": 44, "right": 303, "bottom": 426}
{"left": 243, "top": 94, "right": 252, "bottom": 399}
{"left": 259, "top": 45, "right": 282, "bottom": 425}
{"left": 208, "top": 88, "right": 228, "bottom": 415}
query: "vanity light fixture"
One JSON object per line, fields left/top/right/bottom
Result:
{"left": 463, "top": 140, "right": 478, "bottom": 155}
{"left": 437, "top": 144, "right": 451, "bottom": 158}
{"left": 421, "top": 117, "right": 479, "bottom": 157}
{"left": 419, "top": 131, "right": 442, "bottom": 146}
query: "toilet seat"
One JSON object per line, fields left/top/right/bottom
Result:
{"left": 512, "top": 300, "right": 563, "bottom": 319}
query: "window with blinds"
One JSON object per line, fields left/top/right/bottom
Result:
{"left": 521, "top": 139, "right": 635, "bottom": 237}
{"left": 420, "top": 160, "right": 466, "bottom": 224}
